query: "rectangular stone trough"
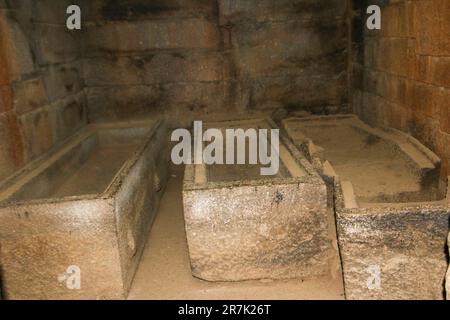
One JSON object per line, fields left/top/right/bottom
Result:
{"left": 0, "top": 120, "right": 169, "bottom": 299}
{"left": 282, "top": 115, "right": 450, "bottom": 300}
{"left": 182, "top": 118, "right": 332, "bottom": 282}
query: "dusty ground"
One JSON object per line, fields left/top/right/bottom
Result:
{"left": 128, "top": 165, "right": 345, "bottom": 300}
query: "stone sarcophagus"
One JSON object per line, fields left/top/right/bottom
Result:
{"left": 0, "top": 120, "right": 169, "bottom": 299}
{"left": 182, "top": 118, "right": 332, "bottom": 282}
{"left": 282, "top": 115, "right": 450, "bottom": 300}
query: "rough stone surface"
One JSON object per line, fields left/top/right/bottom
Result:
{"left": 0, "top": 198, "right": 124, "bottom": 300}
{"left": 113, "top": 121, "right": 170, "bottom": 291}
{"left": 81, "top": 0, "right": 350, "bottom": 124}
{"left": 18, "top": 107, "right": 55, "bottom": 160}
{"left": 0, "top": 120, "right": 168, "bottom": 299}
{"left": 42, "top": 61, "right": 84, "bottom": 103}
{"left": 183, "top": 119, "right": 331, "bottom": 281}
{"left": 83, "top": 52, "right": 230, "bottom": 86}
{"left": 282, "top": 114, "right": 450, "bottom": 299}
{"left": 335, "top": 181, "right": 450, "bottom": 300}
{"left": 80, "top": 0, "right": 217, "bottom": 21}
{"left": 183, "top": 182, "right": 330, "bottom": 281}
{"left": 0, "top": 113, "right": 23, "bottom": 181}
{"left": 0, "top": 2, "right": 87, "bottom": 182}
{"left": 34, "top": 24, "right": 81, "bottom": 66}
{"left": 219, "top": 0, "right": 347, "bottom": 23}
{"left": 84, "top": 19, "right": 220, "bottom": 53}
{"left": 0, "top": 10, "right": 36, "bottom": 82}
{"left": 13, "top": 78, "right": 49, "bottom": 115}
{"left": 352, "top": 0, "right": 450, "bottom": 178}
{"left": 85, "top": 81, "right": 249, "bottom": 128}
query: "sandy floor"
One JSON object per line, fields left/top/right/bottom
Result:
{"left": 128, "top": 166, "right": 345, "bottom": 300}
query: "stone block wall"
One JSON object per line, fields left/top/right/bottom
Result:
{"left": 0, "top": 0, "right": 351, "bottom": 179}
{"left": 2, "top": 1, "right": 447, "bottom": 179}
{"left": 81, "top": 0, "right": 227, "bottom": 127}
{"left": 0, "top": 0, "right": 353, "bottom": 179}
{"left": 80, "top": 0, "right": 350, "bottom": 126}
{"left": 219, "top": 0, "right": 349, "bottom": 113}
{"left": 352, "top": 0, "right": 450, "bottom": 178}
{"left": 0, "top": 0, "right": 87, "bottom": 181}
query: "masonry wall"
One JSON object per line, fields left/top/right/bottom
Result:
{"left": 0, "top": 0, "right": 87, "bottom": 181}
{"left": 81, "top": 0, "right": 350, "bottom": 127}
{"left": 0, "top": 0, "right": 351, "bottom": 180}
{"left": 352, "top": 0, "right": 450, "bottom": 178}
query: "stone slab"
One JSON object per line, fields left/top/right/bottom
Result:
{"left": 0, "top": 120, "right": 169, "bottom": 299}
{"left": 182, "top": 118, "right": 331, "bottom": 281}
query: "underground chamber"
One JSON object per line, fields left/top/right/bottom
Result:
{"left": 0, "top": 0, "right": 449, "bottom": 301}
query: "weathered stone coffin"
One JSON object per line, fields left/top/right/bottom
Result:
{"left": 182, "top": 118, "right": 331, "bottom": 282}
{"left": 282, "top": 115, "right": 450, "bottom": 300}
{"left": 0, "top": 120, "right": 169, "bottom": 299}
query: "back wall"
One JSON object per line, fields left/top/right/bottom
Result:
{"left": 80, "top": 0, "right": 350, "bottom": 126}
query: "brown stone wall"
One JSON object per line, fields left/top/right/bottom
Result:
{"left": 0, "top": 1, "right": 351, "bottom": 179}
{"left": 0, "top": 0, "right": 87, "bottom": 181}
{"left": 352, "top": 0, "right": 450, "bottom": 178}
{"left": 81, "top": 0, "right": 350, "bottom": 126}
